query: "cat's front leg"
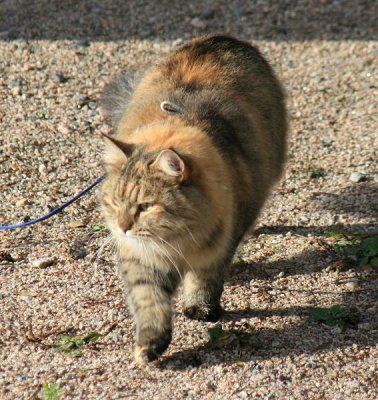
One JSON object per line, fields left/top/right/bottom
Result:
{"left": 120, "top": 260, "right": 179, "bottom": 364}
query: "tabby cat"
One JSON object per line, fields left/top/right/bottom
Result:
{"left": 100, "top": 35, "right": 287, "bottom": 364}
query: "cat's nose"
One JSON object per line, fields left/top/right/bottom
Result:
{"left": 120, "top": 223, "right": 132, "bottom": 234}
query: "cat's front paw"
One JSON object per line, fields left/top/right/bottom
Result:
{"left": 134, "top": 329, "right": 172, "bottom": 365}
{"left": 134, "top": 345, "right": 158, "bottom": 365}
{"left": 183, "top": 304, "right": 223, "bottom": 322}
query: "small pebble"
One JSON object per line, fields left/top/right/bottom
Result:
{"left": 190, "top": 17, "right": 207, "bottom": 29}
{"left": 349, "top": 172, "right": 367, "bottom": 183}
{"left": 69, "top": 248, "right": 88, "bottom": 260}
{"left": 55, "top": 72, "right": 68, "bottom": 83}
{"left": 23, "top": 63, "right": 34, "bottom": 71}
{"left": 358, "top": 322, "right": 371, "bottom": 331}
{"left": 31, "top": 257, "right": 56, "bottom": 268}
{"left": 76, "top": 94, "right": 90, "bottom": 107}
{"left": 38, "top": 164, "right": 47, "bottom": 175}
{"left": 15, "top": 198, "right": 27, "bottom": 207}
{"left": 345, "top": 280, "right": 359, "bottom": 290}
{"left": 11, "top": 86, "right": 21, "bottom": 96}
{"left": 74, "top": 40, "right": 90, "bottom": 49}
{"left": 202, "top": 9, "right": 215, "bottom": 19}
{"left": 69, "top": 220, "right": 86, "bottom": 228}
{"left": 57, "top": 124, "right": 70, "bottom": 135}
{"left": 172, "top": 38, "right": 184, "bottom": 48}
{"left": 9, "top": 79, "right": 21, "bottom": 87}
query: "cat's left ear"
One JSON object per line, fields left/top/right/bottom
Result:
{"left": 152, "top": 149, "right": 188, "bottom": 181}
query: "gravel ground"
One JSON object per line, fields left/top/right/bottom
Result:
{"left": 1, "top": 1, "right": 377, "bottom": 399}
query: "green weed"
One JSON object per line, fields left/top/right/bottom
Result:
{"left": 325, "top": 229, "right": 378, "bottom": 268}
{"left": 41, "top": 382, "right": 61, "bottom": 400}
{"left": 55, "top": 331, "right": 101, "bottom": 356}
{"left": 207, "top": 324, "right": 261, "bottom": 350}
{"left": 91, "top": 223, "right": 109, "bottom": 233}
{"left": 306, "top": 167, "right": 326, "bottom": 179}
{"left": 309, "top": 305, "right": 360, "bottom": 330}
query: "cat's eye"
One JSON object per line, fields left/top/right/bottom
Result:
{"left": 138, "top": 203, "right": 154, "bottom": 213}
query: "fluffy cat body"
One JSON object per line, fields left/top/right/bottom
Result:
{"left": 100, "top": 36, "right": 287, "bottom": 364}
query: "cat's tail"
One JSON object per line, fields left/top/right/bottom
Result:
{"left": 99, "top": 72, "right": 141, "bottom": 128}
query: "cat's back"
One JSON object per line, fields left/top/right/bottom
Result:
{"left": 124, "top": 35, "right": 287, "bottom": 178}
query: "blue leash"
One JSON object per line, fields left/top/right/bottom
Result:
{"left": 0, "top": 174, "right": 105, "bottom": 231}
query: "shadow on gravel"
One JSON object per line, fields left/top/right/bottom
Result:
{"left": 162, "top": 297, "right": 378, "bottom": 370}
{"left": 161, "top": 249, "right": 378, "bottom": 369}
{"left": 1, "top": 0, "right": 377, "bottom": 41}
{"left": 162, "top": 180, "right": 377, "bottom": 369}
{"left": 158, "top": 180, "right": 378, "bottom": 369}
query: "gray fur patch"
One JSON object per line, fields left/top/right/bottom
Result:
{"left": 100, "top": 73, "right": 140, "bottom": 127}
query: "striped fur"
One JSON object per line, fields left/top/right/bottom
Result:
{"left": 100, "top": 35, "right": 287, "bottom": 363}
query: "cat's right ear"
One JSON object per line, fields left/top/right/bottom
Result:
{"left": 101, "top": 132, "right": 134, "bottom": 172}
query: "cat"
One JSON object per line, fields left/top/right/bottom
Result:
{"left": 99, "top": 35, "right": 287, "bottom": 364}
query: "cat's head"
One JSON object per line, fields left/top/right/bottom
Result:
{"left": 100, "top": 124, "right": 227, "bottom": 262}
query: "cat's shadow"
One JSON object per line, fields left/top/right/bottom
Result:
{"left": 159, "top": 281, "right": 377, "bottom": 371}
{"left": 158, "top": 221, "right": 377, "bottom": 370}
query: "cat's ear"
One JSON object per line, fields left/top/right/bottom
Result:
{"left": 101, "top": 132, "right": 134, "bottom": 171}
{"left": 152, "top": 149, "right": 187, "bottom": 181}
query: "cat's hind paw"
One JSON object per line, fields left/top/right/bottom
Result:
{"left": 183, "top": 304, "right": 223, "bottom": 322}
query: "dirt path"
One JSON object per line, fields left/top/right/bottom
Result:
{"left": 1, "top": 1, "right": 377, "bottom": 399}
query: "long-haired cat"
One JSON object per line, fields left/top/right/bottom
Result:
{"left": 99, "top": 35, "right": 287, "bottom": 364}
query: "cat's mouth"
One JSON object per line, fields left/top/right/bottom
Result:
{"left": 125, "top": 229, "right": 151, "bottom": 239}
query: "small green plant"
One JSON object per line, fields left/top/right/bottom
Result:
{"left": 55, "top": 331, "right": 101, "bottom": 356}
{"left": 306, "top": 167, "right": 326, "bottom": 179}
{"left": 360, "top": 237, "right": 378, "bottom": 267}
{"left": 41, "top": 382, "right": 61, "bottom": 400}
{"left": 309, "top": 305, "right": 360, "bottom": 330}
{"left": 91, "top": 223, "right": 109, "bottom": 233}
{"left": 325, "top": 229, "right": 378, "bottom": 268}
{"left": 232, "top": 257, "right": 248, "bottom": 268}
{"left": 207, "top": 324, "right": 261, "bottom": 350}
{"left": 324, "top": 228, "right": 347, "bottom": 239}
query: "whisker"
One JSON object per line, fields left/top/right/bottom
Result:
{"left": 152, "top": 238, "right": 183, "bottom": 281}
{"left": 158, "top": 236, "right": 195, "bottom": 274}
{"left": 182, "top": 224, "right": 200, "bottom": 248}
{"left": 91, "top": 234, "right": 114, "bottom": 275}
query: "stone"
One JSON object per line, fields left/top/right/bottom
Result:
{"left": 57, "top": 124, "right": 70, "bottom": 135}
{"left": 74, "top": 40, "right": 90, "bottom": 49}
{"left": 358, "top": 322, "right": 371, "bottom": 330}
{"left": 55, "top": 72, "right": 68, "bottom": 83}
{"left": 31, "top": 257, "right": 56, "bottom": 268}
{"left": 172, "top": 38, "right": 184, "bottom": 48}
{"left": 76, "top": 94, "right": 90, "bottom": 107}
{"left": 350, "top": 172, "right": 367, "bottom": 183}
{"left": 69, "top": 220, "right": 86, "bottom": 228}
{"left": 38, "top": 164, "right": 47, "bottom": 175}
{"left": 11, "top": 86, "right": 21, "bottom": 96}
{"left": 202, "top": 9, "right": 215, "bottom": 19}
{"left": 16, "top": 198, "right": 27, "bottom": 207}
{"left": 190, "top": 18, "right": 207, "bottom": 29}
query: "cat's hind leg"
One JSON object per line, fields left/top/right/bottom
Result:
{"left": 182, "top": 267, "right": 226, "bottom": 322}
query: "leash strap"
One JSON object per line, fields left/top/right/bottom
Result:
{"left": 0, "top": 174, "right": 105, "bottom": 231}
